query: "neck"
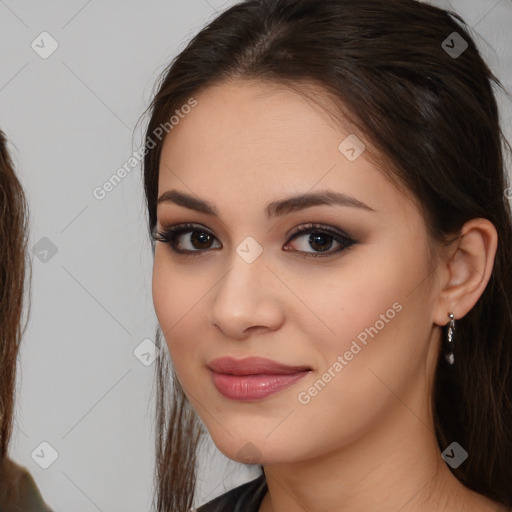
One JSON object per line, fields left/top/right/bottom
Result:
{"left": 258, "top": 392, "right": 500, "bottom": 512}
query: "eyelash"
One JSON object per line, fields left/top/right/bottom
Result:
{"left": 152, "top": 222, "right": 356, "bottom": 259}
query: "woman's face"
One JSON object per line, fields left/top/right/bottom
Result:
{"left": 152, "top": 79, "right": 443, "bottom": 464}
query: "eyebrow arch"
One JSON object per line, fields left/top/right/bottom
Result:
{"left": 157, "top": 189, "right": 375, "bottom": 219}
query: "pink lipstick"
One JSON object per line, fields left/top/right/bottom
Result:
{"left": 207, "top": 356, "right": 311, "bottom": 401}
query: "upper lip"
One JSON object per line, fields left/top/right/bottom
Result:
{"left": 207, "top": 356, "right": 312, "bottom": 375}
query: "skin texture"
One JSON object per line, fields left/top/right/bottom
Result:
{"left": 152, "top": 79, "right": 503, "bottom": 512}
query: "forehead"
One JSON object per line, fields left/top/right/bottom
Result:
{"left": 157, "top": 79, "right": 418, "bottom": 221}
{"left": 163, "top": 79, "right": 342, "bottom": 159}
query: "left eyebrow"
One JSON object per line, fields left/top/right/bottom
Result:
{"left": 157, "top": 189, "right": 376, "bottom": 219}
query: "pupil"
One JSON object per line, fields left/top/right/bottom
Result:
{"left": 310, "top": 233, "right": 331, "bottom": 252}
{"left": 192, "top": 231, "right": 211, "bottom": 248}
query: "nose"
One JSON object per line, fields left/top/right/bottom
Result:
{"left": 208, "top": 250, "right": 285, "bottom": 339}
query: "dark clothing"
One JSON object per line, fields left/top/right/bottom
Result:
{"left": 0, "top": 458, "right": 53, "bottom": 512}
{"left": 196, "top": 473, "right": 267, "bottom": 512}
{"left": 195, "top": 473, "right": 512, "bottom": 512}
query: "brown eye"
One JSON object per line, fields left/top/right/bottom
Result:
{"left": 153, "top": 224, "right": 220, "bottom": 255}
{"left": 284, "top": 223, "right": 355, "bottom": 258}
{"left": 188, "top": 230, "right": 215, "bottom": 249}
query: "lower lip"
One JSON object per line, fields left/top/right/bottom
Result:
{"left": 210, "top": 370, "right": 310, "bottom": 401}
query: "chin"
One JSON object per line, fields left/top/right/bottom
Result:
{"left": 209, "top": 431, "right": 296, "bottom": 465}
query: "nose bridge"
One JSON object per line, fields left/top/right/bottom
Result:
{"left": 215, "top": 238, "right": 267, "bottom": 308}
{"left": 208, "top": 237, "right": 282, "bottom": 336}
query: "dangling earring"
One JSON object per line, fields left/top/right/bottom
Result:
{"left": 445, "top": 312, "right": 456, "bottom": 365}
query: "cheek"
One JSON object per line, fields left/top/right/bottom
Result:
{"left": 286, "top": 272, "right": 423, "bottom": 455}
{"left": 151, "top": 251, "right": 208, "bottom": 373}
{"left": 300, "top": 242, "right": 429, "bottom": 383}
{"left": 152, "top": 250, "right": 199, "bottom": 331}
{"left": 151, "top": 252, "right": 172, "bottom": 330}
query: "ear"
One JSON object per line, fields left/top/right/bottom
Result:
{"left": 433, "top": 218, "right": 498, "bottom": 327}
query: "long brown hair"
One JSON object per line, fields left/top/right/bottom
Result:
{"left": 140, "top": 1, "right": 512, "bottom": 510}
{"left": 0, "top": 130, "right": 30, "bottom": 481}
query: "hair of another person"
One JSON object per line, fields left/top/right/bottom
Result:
{"left": 0, "top": 129, "right": 30, "bottom": 489}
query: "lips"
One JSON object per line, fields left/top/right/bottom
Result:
{"left": 207, "top": 356, "right": 312, "bottom": 375}
{"left": 207, "top": 356, "right": 312, "bottom": 401}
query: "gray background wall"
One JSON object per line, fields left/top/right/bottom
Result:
{"left": 0, "top": 1, "right": 510, "bottom": 511}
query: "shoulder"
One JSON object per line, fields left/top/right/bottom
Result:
{"left": 196, "top": 473, "right": 267, "bottom": 512}
{"left": 0, "top": 457, "right": 54, "bottom": 512}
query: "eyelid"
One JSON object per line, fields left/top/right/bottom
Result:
{"left": 154, "top": 221, "right": 354, "bottom": 241}
{"left": 286, "top": 222, "right": 354, "bottom": 242}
